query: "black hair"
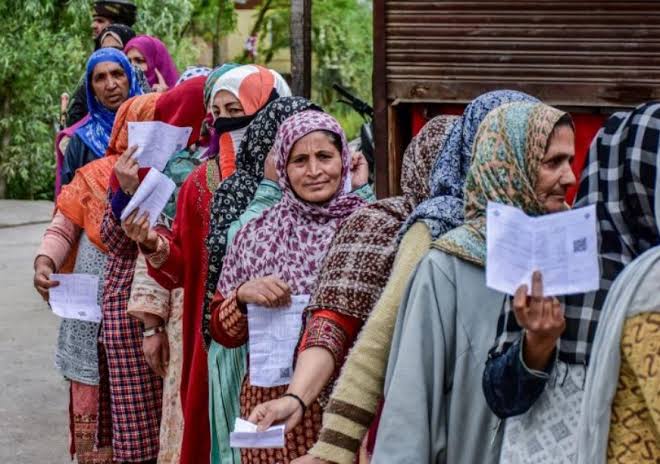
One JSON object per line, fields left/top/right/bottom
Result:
{"left": 319, "top": 130, "right": 343, "bottom": 153}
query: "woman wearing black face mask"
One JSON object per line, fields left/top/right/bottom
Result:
{"left": 207, "top": 64, "right": 292, "bottom": 178}
{"left": 124, "top": 64, "right": 291, "bottom": 464}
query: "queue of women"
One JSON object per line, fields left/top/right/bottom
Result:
{"left": 33, "top": 12, "right": 660, "bottom": 464}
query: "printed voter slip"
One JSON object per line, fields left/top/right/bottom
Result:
{"left": 49, "top": 274, "right": 102, "bottom": 323}
{"left": 247, "top": 294, "right": 311, "bottom": 388}
{"left": 230, "top": 418, "right": 285, "bottom": 449}
{"left": 128, "top": 121, "right": 192, "bottom": 171}
{"left": 120, "top": 169, "right": 176, "bottom": 228}
{"left": 486, "top": 201, "right": 599, "bottom": 296}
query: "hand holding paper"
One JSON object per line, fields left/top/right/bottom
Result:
{"left": 229, "top": 418, "right": 285, "bottom": 449}
{"left": 49, "top": 274, "right": 102, "bottom": 323}
{"left": 486, "top": 202, "right": 599, "bottom": 296}
{"left": 120, "top": 169, "right": 176, "bottom": 228}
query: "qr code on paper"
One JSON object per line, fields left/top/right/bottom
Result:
{"left": 280, "top": 367, "right": 291, "bottom": 379}
{"left": 573, "top": 238, "right": 587, "bottom": 253}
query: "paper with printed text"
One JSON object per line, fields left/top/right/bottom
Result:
{"left": 49, "top": 274, "right": 102, "bottom": 323}
{"left": 120, "top": 168, "right": 175, "bottom": 228}
{"left": 486, "top": 202, "right": 599, "bottom": 296}
{"left": 247, "top": 294, "right": 310, "bottom": 388}
{"left": 128, "top": 121, "right": 192, "bottom": 171}
{"left": 229, "top": 418, "right": 285, "bottom": 448}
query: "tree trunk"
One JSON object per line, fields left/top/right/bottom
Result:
{"left": 212, "top": 0, "right": 224, "bottom": 66}
{"left": 290, "top": 0, "right": 312, "bottom": 97}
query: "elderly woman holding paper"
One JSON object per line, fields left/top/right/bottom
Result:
{"left": 208, "top": 111, "right": 369, "bottom": 463}
{"left": 369, "top": 102, "right": 576, "bottom": 464}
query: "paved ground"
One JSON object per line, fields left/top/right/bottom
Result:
{"left": 0, "top": 201, "right": 70, "bottom": 463}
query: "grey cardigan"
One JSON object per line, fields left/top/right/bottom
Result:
{"left": 373, "top": 248, "right": 505, "bottom": 464}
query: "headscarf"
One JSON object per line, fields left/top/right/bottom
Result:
{"left": 176, "top": 66, "right": 212, "bottom": 87}
{"left": 433, "top": 101, "right": 567, "bottom": 266}
{"left": 75, "top": 48, "right": 143, "bottom": 157}
{"left": 93, "top": 0, "right": 137, "bottom": 27}
{"left": 95, "top": 23, "right": 136, "bottom": 50}
{"left": 57, "top": 93, "right": 159, "bottom": 252}
{"left": 217, "top": 110, "right": 366, "bottom": 297}
{"left": 204, "top": 64, "right": 240, "bottom": 109}
{"left": 209, "top": 65, "right": 292, "bottom": 178}
{"left": 107, "top": 76, "right": 208, "bottom": 192}
{"left": 307, "top": 115, "right": 458, "bottom": 322}
{"left": 202, "top": 96, "right": 321, "bottom": 347}
{"left": 403, "top": 90, "right": 540, "bottom": 240}
{"left": 124, "top": 35, "right": 179, "bottom": 88}
{"left": 558, "top": 102, "right": 660, "bottom": 365}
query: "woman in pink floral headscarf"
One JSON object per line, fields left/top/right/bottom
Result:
{"left": 209, "top": 110, "right": 367, "bottom": 463}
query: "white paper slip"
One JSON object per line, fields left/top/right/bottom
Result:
{"left": 49, "top": 274, "right": 102, "bottom": 323}
{"left": 229, "top": 418, "right": 285, "bottom": 449}
{"left": 247, "top": 294, "right": 310, "bottom": 388}
{"left": 486, "top": 202, "right": 599, "bottom": 296}
{"left": 120, "top": 169, "right": 176, "bottom": 228}
{"left": 128, "top": 121, "right": 192, "bottom": 171}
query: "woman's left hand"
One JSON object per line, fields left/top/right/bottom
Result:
{"left": 122, "top": 209, "right": 159, "bottom": 251}
{"left": 247, "top": 395, "right": 304, "bottom": 432}
{"left": 350, "top": 151, "right": 369, "bottom": 190}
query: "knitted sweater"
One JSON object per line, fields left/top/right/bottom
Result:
{"left": 309, "top": 222, "right": 431, "bottom": 463}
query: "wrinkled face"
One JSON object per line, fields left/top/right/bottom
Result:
{"left": 286, "top": 130, "right": 343, "bottom": 204}
{"left": 126, "top": 48, "right": 148, "bottom": 74}
{"left": 92, "top": 16, "right": 112, "bottom": 39}
{"left": 535, "top": 125, "right": 577, "bottom": 213}
{"left": 90, "top": 61, "right": 130, "bottom": 111}
{"left": 100, "top": 34, "right": 123, "bottom": 50}
{"left": 212, "top": 90, "right": 246, "bottom": 119}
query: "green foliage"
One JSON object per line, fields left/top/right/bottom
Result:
{"left": 0, "top": 0, "right": 200, "bottom": 199}
{"left": 252, "top": 0, "right": 373, "bottom": 138}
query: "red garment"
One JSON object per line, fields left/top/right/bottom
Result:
{"left": 299, "top": 309, "right": 362, "bottom": 372}
{"left": 146, "top": 160, "right": 222, "bottom": 464}
{"left": 566, "top": 113, "right": 608, "bottom": 204}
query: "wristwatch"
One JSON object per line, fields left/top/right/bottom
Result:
{"left": 143, "top": 325, "right": 165, "bottom": 338}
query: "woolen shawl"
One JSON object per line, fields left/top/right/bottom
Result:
{"left": 306, "top": 115, "right": 457, "bottom": 321}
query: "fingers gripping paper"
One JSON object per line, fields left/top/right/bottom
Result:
{"left": 486, "top": 202, "right": 599, "bottom": 296}
{"left": 49, "top": 274, "right": 102, "bottom": 323}
{"left": 120, "top": 169, "right": 176, "bottom": 228}
{"left": 247, "top": 295, "right": 310, "bottom": 388}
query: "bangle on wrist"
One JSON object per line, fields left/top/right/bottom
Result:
{"left": 143, "top": 324, "right": 165, "bottom": 338}
{"left": 282, "top": 393, "right": 306, "bottom": 416}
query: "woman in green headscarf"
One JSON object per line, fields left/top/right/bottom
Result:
{"left": 371, "top": 101, "right": 576, "bottom": 463}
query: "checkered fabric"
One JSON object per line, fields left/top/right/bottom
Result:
{"left": 492, "top": 102, "right": 660, "bottom": 364}
{"left": 98, "top": 204, "right": 162, "bottom": 461}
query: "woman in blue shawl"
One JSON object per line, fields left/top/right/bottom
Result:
{"left": 61, "top": 48, "right": 142, "bottom": 185}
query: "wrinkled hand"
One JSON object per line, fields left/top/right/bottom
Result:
{"left": 152, "top": 68, "right": 169, "bottom": 93}
{"left": 143, "top": 330, "right": 169, "bottom": 378}
{"left": 237, "top": 275, "right": 291, "bottom": 307}
{"left": 248, "top": 395, "right": 303, "bottom": 432}
{"left": 121, "top": 209, "right": 159, "bottom": 252}
{"left": 350, "top": 151, "right": 369, "bottom": 190}
{"left": 513, "top": 271, "right": 565, "bottom": 368}
{"left": 33, "top": 256, "right": 59, "bottom": 301}
{"left": 114, "top": 145, "right": 140, "bottom": 194}
{"left": 263, "top": 147, "right": 278, "bottom": 182}
{"left": 291, "top": 456, "right": 329, "bottom": 464}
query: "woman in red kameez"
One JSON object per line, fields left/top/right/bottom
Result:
{"left": 127, "top": 65, "right": 290, "bottom": 464}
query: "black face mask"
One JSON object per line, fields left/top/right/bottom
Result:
{"left": 212, "top": 88, "right": 281, "bottom": 135}
{"left": 213, "top": 114, "right": 255, "bottom": 135}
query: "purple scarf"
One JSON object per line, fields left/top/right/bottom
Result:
{"left": 124, "top": 35, "right": 179, "bottom": 87}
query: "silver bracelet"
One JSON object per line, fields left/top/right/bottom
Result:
{"left": 143, "top": 325, "right": 165, "bottom": 338}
